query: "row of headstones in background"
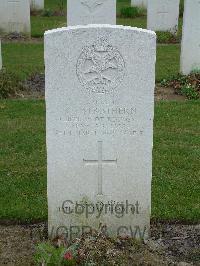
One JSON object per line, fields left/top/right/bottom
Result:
{"left": 0, "top": 0, "right": 198, "bottom": 78}
{"left": 68, "top": 0, "right": 179, "bottom": 34}
{"left": 0, "top": 0, "right": 44, "bottom": 35}
{"left": 45, "top": 24, "right": 156, "bottom": 240}
{"left": 131, "top": 0, "right": 200, "bottom": 75}
{"left": 67, "top": 0, "right": 116, "bottom": 26}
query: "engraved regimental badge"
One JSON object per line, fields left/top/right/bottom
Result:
{"left": 80, "top": 0, "right": 107, "bottom": 13}
{"left": 76, "top": 37, "right": 125, "bottom": 94}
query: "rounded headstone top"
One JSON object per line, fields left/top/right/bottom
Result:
{"left": 44, "top": 24, "right": 156, "bottom": 38}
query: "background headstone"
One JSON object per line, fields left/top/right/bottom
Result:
{"left": 147, "top": 0, "right": 180, "bottom": 34}
{"left": 30, "top": 0, "right": 44, "bottom": 11}
{"left": 45, "top": 25, "right": 156, "bottom": 240}
{"left": 0, "top": 0, "right": 30, "bottom": 34}
{"left": 180, "top": 0, "right": 200, "bottom": 75}
{"left": 0, "top": 41, "right": 2, "bottom": 70}
{"left": 67, "top": 0, "right": 116, "bottom": 26}
{"left": 131, "top": 0, "right": 147, "bottom": 8}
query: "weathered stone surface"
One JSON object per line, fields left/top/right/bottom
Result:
{"left": 67, "top": 0, "right": 116, "bottom": 26}
{"left": 147, "top": 0, "right": 180, "bottom": 34}
{"left": 181, "top": 0, "right": 200, "bottom": 75}
{"left": 0, "top": 0, "right": 30, "bottom": 34}
{"left": 131, "top": 0, "right": 147, "bottom": 8}
{"left": 30, "top": 0, "right": 44, "bottom": 11}
{"left": 45, "top": 25, "right": 156, "bottom": 240}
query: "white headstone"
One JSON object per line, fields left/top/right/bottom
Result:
{"left": 131, "top": 0, "right": 147, "bottom": 8}
{"left": 147, "top": 0, "right": 180, "bottom": 34}
{"left": 0, "top": 41, "right": 2, "bottom": 70}
{"left": 45, "top": 25, "right": 156, "bottom": 240}
{"left": 180, "top": 0, "right": 200, "bottom": 75}
{"left": 30, "top": 0, "right": 44, "bottom": 11}
{"left": 67, "top": 0, "right": 116, "bottom": 26}
{"left": 0, "top": 0, "right": 30, "bottom": 34}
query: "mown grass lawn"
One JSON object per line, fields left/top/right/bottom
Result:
{"left": 30, "top": 0, "right": 183, "bottom": 40}
{"left": 1, "top": 43, "right": 180, "bottom": 82}
{"left": 0, "top": 100, "right": 199, "bottom": 223}
{"left": 31, "top": 16, "right": 147, "bottom": 38}
{"left": 0, "top": 0, "right": 198, "bottom": 225}
{"left": 2, "top": 43, "right": 44, "bottom": 80}
{"left": 0, "top": 100, "right": 47, "bottom": 222}
{"left": 153, "top": 101, "right": 200, "bottom": 222}
{"left": 31, "top": 16, "right": 66, "bottom": 38}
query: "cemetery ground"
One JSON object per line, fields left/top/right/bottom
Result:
{"left": 0, "top": 0, "right": 200, "bottom": 265}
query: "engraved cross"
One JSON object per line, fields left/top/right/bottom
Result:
{"left": 83, "top": 141, "right": 117, "bottom": 195}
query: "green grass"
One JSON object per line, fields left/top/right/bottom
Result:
{"left": 2, "top": 43, "right": 44, "bottom": 80}
{"left": 117, "top": 16, "right": 146, "bottom": 28}
{"left": 1, "top": 43, "right": 180, "bottom": 82}
{"left": 31, "top": 16, "right": 147, "bottom": 38}
{"left": 45, "top": 0, "right": 67, "bottom": 11}
{"left": 0, "top": 100, "right": 46, "bottom": 221}
{"left": 31, "top": 14, "right": 183, "bottom": 41}
{"left": 0, "top": 100, "right": 199, "bottom": 222}
{"left": 31, "top": 16, "right": 66, "bottom": 38}
{"left": 156, "top": 44, "right": 180, "bottom": 81}
{"left": 153, "top": 101, "right": 200, "bottom": 222}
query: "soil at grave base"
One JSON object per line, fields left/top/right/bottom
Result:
{"left": 155, "top": 86, "right": 186, "bottom": 101}
{"left": 16, "top": 74, "right": 187, "bottom": 101}
{"left": 1, "top": 34, "right": 43, "bottom": 44}
{"left": 0, "top": 222, "right": 199, "bottom": 266}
